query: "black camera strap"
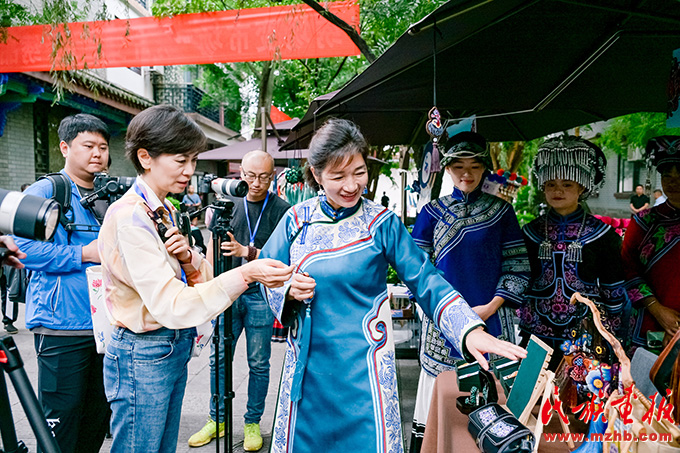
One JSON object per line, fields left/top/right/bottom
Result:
{"left": 142, "top": 204, "right": 170, "bottom": 243}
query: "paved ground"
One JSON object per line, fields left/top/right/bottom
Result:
{"left": 2, "top": 304, "right": 420, "bottom": 452}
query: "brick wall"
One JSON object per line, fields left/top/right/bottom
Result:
{"left": 0, "top": 104, "right": 36, "bottom": 190}
{"left": 108, "top": 134, "right": 137, "bottom": 177}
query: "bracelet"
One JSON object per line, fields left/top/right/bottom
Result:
{"left": 644, "top": 299, "right": 658, "bottom": 309}
{"left": 246, "top": 245, "right": 257, "bottom": 262}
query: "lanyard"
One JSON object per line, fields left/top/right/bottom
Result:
{"left": 134, "top": 182, "right": 185, "bottom": 283}
{"left": 134, "top": 182, "right": 176, "bottom": 227}
{"left": 244, "top": 191, "right": 270, "bottom": 247}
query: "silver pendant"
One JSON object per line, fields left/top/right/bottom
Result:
{"left": 566, "top": 241, "right": 583, "bottom": 263}
{"left": 539, "top": 240, "right": 552, "bottom": 260}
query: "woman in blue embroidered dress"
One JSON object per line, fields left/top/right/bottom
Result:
{"left": 260, "top": 119, "right": 526, "bottom": 453}
{"left": 408, "top": 132, "right": 530, "bottom": 452}
{"left": 519, "top": 136, "right": 630, "bottom": 370}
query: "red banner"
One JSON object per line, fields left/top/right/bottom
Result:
{"left": 0, "top": 1, "right": 360, "bottom": 73}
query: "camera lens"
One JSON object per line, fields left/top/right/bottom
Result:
{"left": 0, "top": 188, "right": 60, "bottom": 241}
{"left": 211, "top": 179, "right": 249, "bottom": 197}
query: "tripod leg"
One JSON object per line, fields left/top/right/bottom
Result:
{"left": 213, "top": 314, "right": 221, "bottom": 453}
{"left": 0, "top": 371, "right": 23, "bottom": 453}
{"left": 1, "top": 335, "right": 60, "bottom": 453}
{"left": 6, "top": 366, "right": 61, "bottom": 453}
{"left": 223, "top": 305, "right": 234, "bottom": 453}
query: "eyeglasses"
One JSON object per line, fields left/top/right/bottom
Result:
{"left": 242, "top": 172, "right": 272, "bottom": 183}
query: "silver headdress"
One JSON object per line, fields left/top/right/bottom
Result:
{"left": 533, "top": 136, "right": 607, "bottom": 198}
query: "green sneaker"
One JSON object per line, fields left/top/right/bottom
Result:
{"left": 243, "top": 423, "right": 263, "bottom": 451}
{"left": 188, "top": 419, "right": 225, "bottom": 447}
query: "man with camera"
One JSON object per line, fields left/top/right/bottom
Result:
{"left": 13, "top": 114, "right": 111, "bottom": 453}
{"left": 189, "top": 150, "right": 290, "bottom": 451}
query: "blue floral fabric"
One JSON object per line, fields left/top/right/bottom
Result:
{"left": 260, "top": 196, "right": 483, "bottom": 453}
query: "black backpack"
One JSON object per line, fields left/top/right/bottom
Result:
{"left": 38, "top": 173, "right": 72, "bottom": 229}
{"left": 37, "top": 173, "right": 101, "bottom": 243}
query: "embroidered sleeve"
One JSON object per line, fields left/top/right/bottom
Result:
{"left": 588, "top": 228, "right": 629, "bottom": 317}
{"left": 381, "top": 212, "right": 483, "bottom": 360}
{"left": 494, "top": 209, "right": 530, "bottom": 306}
{"left": 411, "top": 203, "right": 436, "bottom": 255}
{"left": 621, "top": 216, "right": 656, "bottom": 305}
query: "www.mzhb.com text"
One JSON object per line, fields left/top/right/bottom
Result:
{"left": 544, "top": 432, "right": 673, "bottom": 443}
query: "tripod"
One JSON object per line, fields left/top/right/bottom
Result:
{"left": 209, "top": 200, "right": 237, "bottom": 453}
{"left": 0, "top": 335, "right": 60, "bottom": 453}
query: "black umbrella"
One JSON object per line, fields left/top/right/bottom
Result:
{"left": 283, "top": 0, "right": 680, "bottom": 149}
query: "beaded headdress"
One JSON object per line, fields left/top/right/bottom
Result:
{"left": 645, "top": 135, "right": 680, "bottom": 171}
{"left": 533, "top": 136, "right": 607, "bottom": 198}
{"left": 440, "top": 131, "right": 492, "bottom": 169}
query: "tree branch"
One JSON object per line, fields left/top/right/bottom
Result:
{"left": 325, "top": 56, "right": 347, "bottom": 91}
{"left": 298, "top": 59, "right": 313, "bottom": 75}
{"left": 300, "top": 0, "right": 376, "bottom": 63}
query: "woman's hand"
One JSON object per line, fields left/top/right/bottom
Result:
{"left": 472, "top": 296, "right": 505, "bottom": 321}
{"left": 465, "top": 327, "right": 527, "bottom": 370}
{"left": 221, "top": 232, "right": 247, "bottom": 258}
{"left": 288, "top": 272, "right": 316, "bottom": 301}
{"left": 648, "top": 301, "right": 680, "bottom": 337}
{"left": 240, "top": 259, "right": 294, "bottom": 288}
{"left": 164, "top": 227, "right": 192, "bottom": 263}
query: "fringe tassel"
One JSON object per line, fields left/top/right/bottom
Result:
{"left": 534, "top": 145, "right": 597, "bottom": 190}
{"left": 431, "top": 142, "right": 441, "bottom": 173}
{"left": 539, "top": 240, "right": 552, "bottom": 260}
{"left": 566, "top": 241, "right": 583, "bottom": 263}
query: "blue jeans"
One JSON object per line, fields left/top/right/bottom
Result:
{"left": 210, "top": 290, "right": 274, "bottom": 424}
{"left": 104, "top": 326, "right": 194, "bottom": 453}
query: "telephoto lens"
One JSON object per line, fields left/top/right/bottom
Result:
{"left": 0, "top": 188, "right": 60, "bottom": 241}
{"left": 210, "top": 178, "right": 249, "bottom": 197}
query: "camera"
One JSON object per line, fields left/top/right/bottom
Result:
{"left": 198, "top": 174, "right": 248, "bottom": 198}
{"left": 0, "top": 188, "right": 60, "bottom": 241}
{"left": 81, "top": 173, "right": 135, "bottom": 209}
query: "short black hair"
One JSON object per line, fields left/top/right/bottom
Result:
{"left": 58, "top": 113, "right": 110, "bottom": 145}
{"left": 125, "top": 105, "right": 206, "bottom": 175}
{"left": 304, "top": 118, "right": 369, "bottom": 191}
{"left": 635, "top": 184, "right": 644, "bottom": 189}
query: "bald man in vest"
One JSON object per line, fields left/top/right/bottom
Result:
{"left": 189, "top": 151, "right": 290, "bottom": 451}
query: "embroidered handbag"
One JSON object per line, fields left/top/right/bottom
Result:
{"left": 556, "top": 297, "right": 620, "bottom": 410}
{"left": 571, "top": 292, "right": 680, "bottom": 453}
{"left": 467, "top": 368, "right": 535, "bottom": 453}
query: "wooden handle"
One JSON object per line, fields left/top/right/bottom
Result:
{"left": 569, "top": 292, "right": 634, "bottom": 388}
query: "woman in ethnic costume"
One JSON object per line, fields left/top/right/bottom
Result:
{"left": 260, "top": 119, "right": 526, "bottom": 453}
{"left": 622, "top": 136, "right": 680, "bottom": 347}
{"left": 408, "top": 132, "right": 531, "bottom": 452}
{"left": 519, "top": 136, "right": 630, "bottom": 370}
